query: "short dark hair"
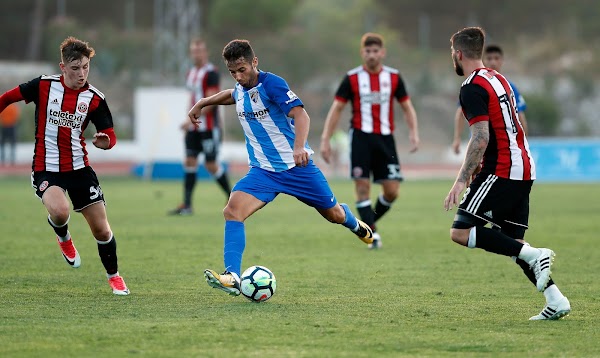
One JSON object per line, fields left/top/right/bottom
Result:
{"left": 222, "top": 39, "right": 255, "bottom": 65}
{"left": 361, "top": 32, "right": 384, "bottom": 48}
{"left": 450, "top": 27, "right": 485, "bottom": 60}
{"left": 60, "top": 36, "right": 95, "bottom": 63}
{"left": 484, "top": 44, "right": 503, "bottom": 56}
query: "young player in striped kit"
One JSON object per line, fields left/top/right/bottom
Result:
{"left": 444, "top": 27, "right": 569, "bottom": 320}
{"left": 320, "top": 33, "right": 420, "bottom": 249}
{"left": 0, "top": 37, "right": 129, "bottom": 295}
{"left": 188, "top": 39, "right": 374, "bottom": 296}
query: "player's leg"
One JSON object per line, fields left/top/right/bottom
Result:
{"left": 204, "top": 168, "right": 272, "bottom": 296}
{"left": 350, "top": 130, "right": 377, "bottom": 233}
{"left": 501, "top": 195, "right": 570, "bottom": 320}
{"left": 451, "top": 175, "right": 553, "bottom": 291}
{"left": 203, "top": 128, "right": 231, "bottom": 197}
{"left": 74, "top": 167, "right": 128, "bottom": 295}
{"left": 33, "top": 172, "right": 80, "bottom": 268}
{"left": 369, "top": 134, "right": 402, "bottom": 248}
{"left": 169, "top": 131, "right": 199, "bottom": 215}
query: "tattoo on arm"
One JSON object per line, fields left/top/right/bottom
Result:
{"left": 457, "top": 121, "right": 489, "bottom": 183}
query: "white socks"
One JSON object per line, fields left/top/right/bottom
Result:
{"left": 543, "top": 284, "right": 565, "bottom": 304}
{"left": 517, "top": 244, "right": 542, "bottom": 263}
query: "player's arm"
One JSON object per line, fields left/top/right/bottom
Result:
{"left": 0, "top": 86, "right": 25, "bottom": 113}
{"left": 188, "top": 89, "right": 234, "bottom": 128}
{"left": 452, "top": 107, "right": 466, "bottom": 154}
{"left": 320, "top": 99, "right": 346, "bottom": 164}
{"left": 444, "top": 84, "right": 489, "bottom": 211}
{"left": 399, "top": 98, "right": 419, "bottom": 153}
{"left": 89, "top": 99, "right": 117, "bottom": 150}
{"left": 289, "top": 106, "right": 310, "bottom": 167}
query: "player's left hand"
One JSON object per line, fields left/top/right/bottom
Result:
{"left": 293, "top": 147, "right": 309, "bottom": 167}
{"left": 409, "top": 133, "right": 419, "bottom": 153}
{"left": 92, "top": 132, "right": 110, "bottom": 149}
{"left": 444, "top": 180, "right": 466, "bottom": 211}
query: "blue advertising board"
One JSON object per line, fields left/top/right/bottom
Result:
{"left": 528, "top": 139, "right": 600, "bottom": 182}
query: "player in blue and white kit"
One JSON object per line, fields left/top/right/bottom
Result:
{"left": 188, "top": 39, "right": 374, "bottom": 296}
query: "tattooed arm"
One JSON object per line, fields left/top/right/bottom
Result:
{"left": 444, "top": 121, "right": 488, "bottom": 210}
{"left": 456, "top": 121, "right": 488, "bottom": 183}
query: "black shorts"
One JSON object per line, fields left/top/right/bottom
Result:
{"left": 185, "top": 129, "right": 220, "bottom": 162}
{"left": 31, "top": 166, "right": 105, "bottom": 212}
{"left": 452, "top": 173, "right": 533, "bottom": 240}
{"left": 349, "top": 129, "right": 402, "bottom": 182}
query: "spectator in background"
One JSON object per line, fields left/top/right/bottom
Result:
{"left": 0, "top": 102, "right": 20, "bottom": 165}
{"left": 452, "top": 44, "right": 528, "bottom": 154}
{"left": 168, "top": 38, "right": 231, "bottom": 216}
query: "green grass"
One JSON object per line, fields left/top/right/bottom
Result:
{"left": 0, "top": 176, "right": 598, "bottom": 357}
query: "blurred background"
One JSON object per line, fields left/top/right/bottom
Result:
{"left": 1, "top": 0, "right": 599, "bottom": 180}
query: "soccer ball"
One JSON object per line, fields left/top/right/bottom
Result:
{"left": 240, "top": 265, "right": 276, "bottom": 302}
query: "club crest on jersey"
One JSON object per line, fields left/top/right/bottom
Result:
{"left": 39, "top": 181, "right": 49, "bottom": 192}
{"left": 249, "top": 89, "right": 259, "bottom": 103}
{"left": 77, "top": 102, "right": 88, "bottom": 113}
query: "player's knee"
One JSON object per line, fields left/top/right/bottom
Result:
{"left": 329, "top": 205, "right": 346, "bottom": 224}
{"left": 450, "top": 228, "right": 469, "bottom": 246}
{"left": 223, "top": 204, "right": 242, "bottom": 221}
{"left": 91, "top": 226, "right": 112, "bottom": 241}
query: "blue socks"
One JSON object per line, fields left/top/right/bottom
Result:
{"left": 340, "top": 203, "right": 359, "bottom": 231}
{"left": 224, "top": 220, "right": 246, "bottom": 276}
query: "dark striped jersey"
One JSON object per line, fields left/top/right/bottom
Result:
{"left": 186, "top": 62, "right": 219, "bottom": 131}
{"left": 460, "top": 68, "right": 536, "bottom": 180}
{"left": 334, "top": 65, "right": 409, "bottom": 135}
{"left": 19, "top": 75, "right": 113, "bottom": 172}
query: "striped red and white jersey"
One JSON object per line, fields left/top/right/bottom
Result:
{"left": 460, "top": 68, "right": 536, "bottom": 180}
{"left": 19, "top": 75, "right": 113, "bottom": 172}
{"left": 335, "top": 65, "right": 409, "bottom": 135}
{"left": 186, "top": 63, "right": 220, "bottom": 132}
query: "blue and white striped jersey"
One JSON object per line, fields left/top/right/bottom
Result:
{"left": 232, "top": 71, "right": 314, "bottom": 172}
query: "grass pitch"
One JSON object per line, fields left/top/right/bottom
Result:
{"left": 0, "top": 176, "right": 598, "bottom": 357}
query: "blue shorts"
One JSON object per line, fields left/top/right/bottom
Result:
{"left": 233, "top": 160, "right": 337, "bottom": 210}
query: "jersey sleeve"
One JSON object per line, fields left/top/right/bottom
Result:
{"left": 18, "top": 76, "right": 41, "bottom": 104}
{"left": 459, "top": 83, "right": 490, "bottom": 125}
{"left": 334, "top": 75, "right": 352, "bottom": 102}
{"left": 394, "top": 75, "right": 409, "bottom": 102}
{"left": 264, "top": 74, "right": 303, "bottom": 115}
{"left": 206, "top": 71, "right": 220, "bottom": 91}
{"left": 87, "top": 98, "right": 114, "bottom": 131}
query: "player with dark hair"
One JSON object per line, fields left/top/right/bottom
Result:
{"left": 0, "top": 36, "right": 129, "bottom": 295}
{"left": 189, "top": 39, "right": 374, "bottom": 296}
{"left": 169, "top": 38, "right": 231, "bottom": 215}
{"left": 320, "top": 32, "right": 419, "bottom": 249}
{"left": 444, "top": 27, "right": 569, "bottom": 320}
{"left": 452, "top": 44, "right": 528, "bottom": 154}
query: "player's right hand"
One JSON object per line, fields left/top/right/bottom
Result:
{"left": 319, "top": 139, "right": 331, "bottom": 164}
{"left": 452, "top": 139, "right": 461, "bottom": 154}
{"left": 187, "top": 101, "right": 203, "bottom": 129}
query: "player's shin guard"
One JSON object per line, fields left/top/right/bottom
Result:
{"left": 473, "top": 226, "right": 523, "bottom": 257}
{"left": 340, "top": 203, "right": 359, "bottom": 231}
{"left": 48, "top": 214, "right": 69, "bottom": 239}
{"left": 184, "top": 168, "right": 197, "bottom": 207}
{"left": 224, "top": 220, "right": 245, "bottom": 276}
{"left": 97, "top": 235, "right": 118, "bottom": 275}
{"left": 215, "top": 171, "right": 232, "bottom": 196}
{"left": 356, "top": 200, "right": 375, "bottom": 231}
{"left": 373, "top": 194, "right": 393, "bottom": 222}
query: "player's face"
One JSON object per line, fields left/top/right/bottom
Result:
{"left": 361, "top": 45, "right": 385, "bottom": 71}
{"left": 60, "top": 57, "right": 90, "bottom": 90}
{"left": 190, "top": 42, "right": 208, "bottom": 66}
{"left": 451, "top": 47, "right": 464, "bottom": 76}
{"left": 484, "top": 52, "right": 503, "bottom": 71}
{"left": 227, "top": 57, "right": 259, "bottom": 88}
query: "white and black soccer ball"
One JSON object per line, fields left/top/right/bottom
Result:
{"left": 240, "top": 265, "right": 276, "bottom": 302}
